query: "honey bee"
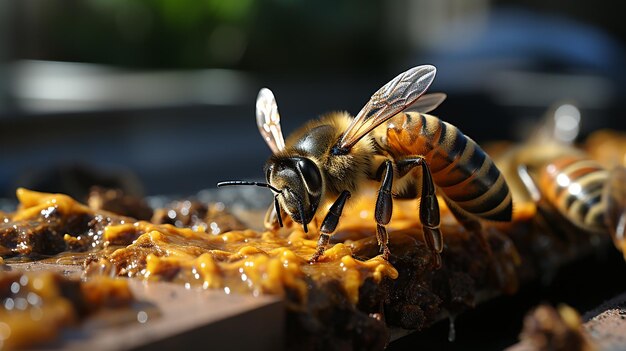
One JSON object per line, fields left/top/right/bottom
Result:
{"left": 517, "top": 145, "right": 626, "bottom": 245}
{"left": 538, "top": 152, "right": 609, "bottom": 232}
{"left": 510, "top": 103, "right": 626, "bottom": 250}
{"left": 218, "top": 65, "right": 513, "bottom": 266}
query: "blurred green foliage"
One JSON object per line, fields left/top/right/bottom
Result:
{"left": 22, "top": 0, "right": 384, "bottom": 72}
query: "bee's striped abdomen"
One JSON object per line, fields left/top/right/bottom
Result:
{"left": 384, "top": 112, "right": 512, "bottom": 222}
{"left": 539, "top": 155, "right": 608, "bottom": 231}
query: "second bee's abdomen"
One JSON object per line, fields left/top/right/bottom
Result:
{"left": 539, "top": 156, "right": 608, "bottom": 231}
{"left": 384, "top": 112, "right": 512, "bottom": 221}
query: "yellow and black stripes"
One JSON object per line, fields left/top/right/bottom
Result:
{"left": 540, "top": 156, "right": 608, "bottom": 231}
{"left": 383, "top": 112, "right": 512, "bottom": 222}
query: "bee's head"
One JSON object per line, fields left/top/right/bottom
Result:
{"left": 216, "top": 156, "right": 322, "bottom": 233}
{"left": 265, "top": 156, "right": 322, "bottom": 231}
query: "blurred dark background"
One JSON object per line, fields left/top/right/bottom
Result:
{"left": 1, "top": 0, "right": 625, "bottom": 199}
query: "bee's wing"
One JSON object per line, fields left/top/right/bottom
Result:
{"left": 256, "top": 88, "right": 286, "bottom": 154}
{"left": 405, "top": 93, "right": 447, "bottom": 114}
{"left": 337, "top": 65, "right": 437, "bottom": 151}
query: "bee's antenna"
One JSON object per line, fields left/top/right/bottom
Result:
{"left": 217, "top": 181, "right": 282, "bottom": 194}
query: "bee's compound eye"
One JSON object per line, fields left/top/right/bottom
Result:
{"left": 296, "top": 158, "right": 322, "bottom": 195}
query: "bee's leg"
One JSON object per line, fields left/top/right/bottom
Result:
{"left": 374, "top": 160, "right": 394, "bottom": 260}
{"left": 396, "top": 157, "right": 443, "bottom": 268}
{"left": 310, "top": 190, "right": 351, "bottom": 262}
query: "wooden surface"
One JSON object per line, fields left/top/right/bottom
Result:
{"left": 7, "top": 263, "right": 285, "bottom": 351}
{"left": 583, "top": 292, "right": 626, "bottom": 351}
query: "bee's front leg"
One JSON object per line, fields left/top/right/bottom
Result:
{"left": 374, "top": 160, "right": 394, "bottom": 260}
{"left": 397, "top": 157, "right": 443, "bottom": 268}
{"left": 310, "top": 190, "right": 351, "bottom": 262}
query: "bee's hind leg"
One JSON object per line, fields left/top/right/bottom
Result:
{"left": 310, "top": 190, "right": 351, "bottom": 262}
{"left": 396, "top": 157, "right": 443, "bottom": 268}
{"left": 374, "top": 160, "right": 394, "bottom": 260}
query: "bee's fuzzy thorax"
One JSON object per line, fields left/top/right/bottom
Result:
{"left": 315, "top": 112, "right": 376, "bottom": 196}
{"left": 280, "top": 111, "right": 377, "bottom": 199}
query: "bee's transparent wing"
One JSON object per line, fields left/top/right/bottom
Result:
{"left": 405, "top": 93, "right": 447, "bottom": 114}
{"left": 337, "top": 65, "right": 437, "bottom": 151}
{"left": 256, "top": 88, "right": 286, "bottom": 154}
